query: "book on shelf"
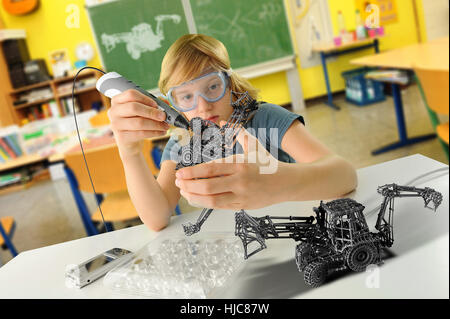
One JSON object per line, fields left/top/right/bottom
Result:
{"left": 42, "top": 103, "right": 51, "bottom": 118}
{"left": 0, "top": 136, "right": 17, "bottom": 159}
{"left": 3, "top": 135, "right": 23, "bottom": 157}
{"left": 0, "top": 126, "right": 25, "bottom": 161}
{"left": 62, "top": 96, "right": 80, "bottom": 114}
{"left": 29, "top": 106, "right": 42, "bottom": 120}
{"left": 48, "top": 100, "right": 60, "bottom": 118}
{"left": 0, "top": 146, "right": 8, "bottom": 162}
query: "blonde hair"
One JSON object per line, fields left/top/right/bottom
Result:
{"left": 159, "top": 34, "right": 259, "bottom": 100}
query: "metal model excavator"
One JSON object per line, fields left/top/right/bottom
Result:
{"left": 176, "top": 92, "right": 443, "bottom": 287}
{"left": 234, "top": 184, "right": 442, "bottom": 287}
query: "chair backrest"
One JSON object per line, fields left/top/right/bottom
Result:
{"left": 89, "top": 110, "right": 110, "bottom": 127}
{"left": 414, "top": 67, "right": 449, "bottom": 115}
{"left": 65, "top": 139, "right": 159, "bottom": 193}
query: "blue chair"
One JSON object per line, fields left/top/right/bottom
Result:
{"left": 63, "top": 165, "right": 108, "bottom": 236}
{"left": 65, "top": 141, "right": 181, "bottom": 237}
{"left": 0, "top": 217, "right": 18, "bottom": 257}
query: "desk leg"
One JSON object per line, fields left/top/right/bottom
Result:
{"left": 0, "top": 222, "right": 18, "bottom": 257}
{"left": 374, "top": 38, "right": 380, "bottom": 54}
{"left": 320, "top": 52, "right": 340, "bottom": 110}
{"left": 372, "top": 84, "right": 436, "bottom": 155}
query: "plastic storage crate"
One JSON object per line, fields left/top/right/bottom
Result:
{"left": 342, "top": 68, "right": 385, "bottom": 106}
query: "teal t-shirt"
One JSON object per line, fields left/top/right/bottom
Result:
{"left": 160, "top": 102, "right": 305, "bottom": 164}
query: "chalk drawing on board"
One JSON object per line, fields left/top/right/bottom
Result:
{"left": 101, "top": 14, "right": 181, "bottom": 60}
{"left": 257, "top": 2, "right": 282, "bottom": 23}
{"left": 195, "top": 3, "right": 286, "bottom": 65}
{"left": 195, "top": 0, "right": 212, "bottom": 7}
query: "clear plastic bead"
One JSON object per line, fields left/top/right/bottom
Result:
{"left": 105, "top": 235, "right": 245, "bottom": 298}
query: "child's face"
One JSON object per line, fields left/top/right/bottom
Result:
{"left": 168, "top": 67, "right": 234, "bottom": 126}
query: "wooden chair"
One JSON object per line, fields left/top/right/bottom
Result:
{"left": 414, "top": 67, "right": 449, "bottom": 161}
{"left": 0, "top": 216, "right": 18, "bottom": 257}
{"left": 64, "top": 139, "right": 161, "bottom": 236}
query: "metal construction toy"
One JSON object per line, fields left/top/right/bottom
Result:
{"left": 176, "top": 91, "right": 444, "bottom": 287}
{"left": 178, "top": 91, "right": 260, "bottom": 236}
{"left": 176, "top": 91, "right": 259, "bottom": 171}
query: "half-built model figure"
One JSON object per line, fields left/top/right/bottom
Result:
{"left": 235, "top": 184, "right": 443, "bottom": 287}
{"left": 179, "top": 91, "right": 260, "bottom": 236}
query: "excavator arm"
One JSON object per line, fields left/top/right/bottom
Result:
{"left": 375, "top": 184, "right": 443, "bottom": 247}
{"left": 235, "top": 210, "right": 316, "bottom": 259}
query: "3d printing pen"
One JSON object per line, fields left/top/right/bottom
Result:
{"left": 96, "top": 72, "right": 190, "bottom": 130}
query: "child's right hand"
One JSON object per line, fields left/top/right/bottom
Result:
{"left": 108, "top": 89, "right": 170, "bottom": 157}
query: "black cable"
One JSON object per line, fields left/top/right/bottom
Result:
{"left": 72, "top": 66, "right": 109, "bottom": 233}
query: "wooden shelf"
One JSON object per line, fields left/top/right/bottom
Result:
{"left": 0, "top": 153, "right": 46, "bottom": 172}
{"left": 1, "top": 66, "right": 110, "bottom": 124}
{"left": 57, "top": 85, "right": 97, "bottom": 98}
{"left": 53, "top": 70, "right": 96, "bottom": 84}
{"left": 10, "top": 80, "right": 52, "bottom": 95}
{"left": 14, "top": 96, "right": 54, "bottom": 109}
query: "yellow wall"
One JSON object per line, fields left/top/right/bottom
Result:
{"left": 0, "top": 0, "right": 425, "bottom": 105}
{"left": 0, "top": 0, "right": 102, "bottom": 73}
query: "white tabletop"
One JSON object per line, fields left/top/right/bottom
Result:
{"left": 0, "top": 154, "right": 448, "bottom": 299}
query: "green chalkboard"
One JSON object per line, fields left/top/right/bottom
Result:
{"left": 87, "top": 0, "right": 294, "bottom": 90}
{"left": 190, "top": 0, "right": 294, "bottom": 69}
{"left": 87, "top": 0, "right": 190, "bottom": 90}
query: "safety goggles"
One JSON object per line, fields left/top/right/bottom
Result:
{"left": 167, "top": 71, "right": 230, "bottom": 112}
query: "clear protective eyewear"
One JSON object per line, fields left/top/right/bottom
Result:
{"left": 167, "top": 71, "right": 230, "bottom": 112}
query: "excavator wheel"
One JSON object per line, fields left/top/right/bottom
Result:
{"left": 346, "top": 241, "right": 377, "bottom": 272}
{"left": 303, "top": 261, "right": 327, "bottom": 287}
{"left": 295, "top": 242, "right": 312, "bottom": 272}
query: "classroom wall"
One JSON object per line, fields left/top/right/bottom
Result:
{"left": 0, "top": 0, "right": 102, "bottom": 74}
{"left": 0, "top": 0, "right": 426, "bottom": 106}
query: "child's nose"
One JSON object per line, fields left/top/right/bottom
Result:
{"left": 196, "top": 95, "right": 212, "bottom": 112}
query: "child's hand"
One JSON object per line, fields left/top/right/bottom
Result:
{"left": 175, "top": 126, "right": 284, "bottom": 210}
{"left": 108, "top": 89, "right": 170, "bottom": 157}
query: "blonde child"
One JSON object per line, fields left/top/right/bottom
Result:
{"left": 107, "top": 34, "right": 357, "bottom": 231}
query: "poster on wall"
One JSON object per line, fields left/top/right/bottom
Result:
{"left": 49, "top": 49, "right": 72, "bottom": 78}
{"left": 355, "top": 0, "right": 398, "bottom": 26}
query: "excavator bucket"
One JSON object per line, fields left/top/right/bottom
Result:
{"left": 421, "top": 187, "right": 443, "bottom": 211}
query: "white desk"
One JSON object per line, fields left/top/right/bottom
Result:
{"left": 0, "top": 154, "right": 448, "bottom": 299}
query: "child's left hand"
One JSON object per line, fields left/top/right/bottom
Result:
{"left": 175, "top": 126, "right": 285, "bottom": 210}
